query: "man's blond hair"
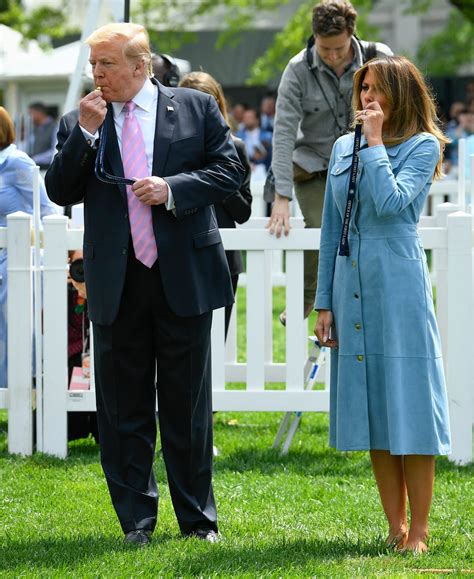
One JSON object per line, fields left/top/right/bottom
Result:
{"left": 86, "top": 23, "right": 153, "bottom": 77}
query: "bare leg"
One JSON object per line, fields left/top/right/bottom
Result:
{"left": 403, "top": 455, "right": 435, "bottom": 553}
{"left": 370, "top": 450, "right": 408, "bottom": 548}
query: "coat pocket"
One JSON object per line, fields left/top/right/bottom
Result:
{"left": 193, "top": 228, "right": 222, "bottom": 248}
{"left": 386, "top": 237, "right": 422, "bottom": 260}
{"left": 330, "top": 160, "right": 352, "bottom": 176}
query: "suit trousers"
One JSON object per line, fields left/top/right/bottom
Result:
{"left": 294, "top": 174, "right": 327, "bottom": 307}
{"left": 92, "top": 246, "right": 217, "bottom": 535}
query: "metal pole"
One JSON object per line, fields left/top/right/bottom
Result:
{"left": 124, "top": 0, "right": 130, "bottom": 22}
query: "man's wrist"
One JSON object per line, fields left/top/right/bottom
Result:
{"left": 275, "top": 193, "right": 290, "bottom": 203}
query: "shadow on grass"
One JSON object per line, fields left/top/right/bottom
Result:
{"left": 0, "top": 534, "right": 384, "bottom": 574}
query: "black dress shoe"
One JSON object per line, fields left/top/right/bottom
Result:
{"left": 186, "top": 528, "right": 220, "bottom": 543}
{"left": 124, "top": 529, "right": 152, "bottom": 546}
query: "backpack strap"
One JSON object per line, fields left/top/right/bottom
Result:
{"left": 363, "top": 42, "right": 377, "bottom": 63}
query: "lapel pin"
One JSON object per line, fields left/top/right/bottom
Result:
{"left": 167, "top": 106, "right": 174, "bottom": 112}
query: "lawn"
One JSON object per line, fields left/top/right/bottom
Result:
{"left": 0, "top": 287, "right": 472, "bottom": 577}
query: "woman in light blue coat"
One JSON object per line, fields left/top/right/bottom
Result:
{"left": 315, "top": 56, "right": 451, "bottom": 554}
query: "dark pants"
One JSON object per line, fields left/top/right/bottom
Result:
{"left": 92, "top": 249, "right": 216, "bottom": 535}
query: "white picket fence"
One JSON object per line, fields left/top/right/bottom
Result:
{"left": 1, "top": 203, "right": 473, "bottom": 464}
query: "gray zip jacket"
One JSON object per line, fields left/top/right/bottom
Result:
{"left": 272, "top": 37, "right": 392, "bottom": 199}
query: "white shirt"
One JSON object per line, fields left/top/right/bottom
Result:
{"left": 80, "top": 78, "right": 174, "bottom": 209}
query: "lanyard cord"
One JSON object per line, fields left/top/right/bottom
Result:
{"left": 95, "top": 117, "right": 134, "bottom": 186}
{"left": 338, "top": 123, "right": 362, "bottom": 257}
{"left": 308, "top": 67, "right": 348, "bottom": 136}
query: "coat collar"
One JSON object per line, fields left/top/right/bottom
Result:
{"left": 150, "top": 77, "right": 178, "bottom": 178}
{"left": 337, "top": 132, "right": 405, "bottom": 158}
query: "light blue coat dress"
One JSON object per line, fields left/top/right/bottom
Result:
{"left": 0, "top": 144, "right": 57, "bottom": 388}
{"left": 315, "top": 132, "right": 451, "bottom": 456}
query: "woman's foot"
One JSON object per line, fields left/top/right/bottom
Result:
{"left": 385, "top": 526, "right": 408, "bottom": 550}
{"left": 399, "top": 530, "right": 428, "bottom": 554}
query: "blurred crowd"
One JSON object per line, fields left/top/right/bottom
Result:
{"left": 227, "top": 95, "right": 276, "bottom": 181}
{"left": 441, "top": 80, "right": 474, "bottom": 179}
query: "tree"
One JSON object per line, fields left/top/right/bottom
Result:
{"left": 0, "top": 0, "right": 73, "bottom": 47}
{"left": 134, "top": 0, "right": 473, "bottom": 84}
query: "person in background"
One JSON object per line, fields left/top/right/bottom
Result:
{"left": 0, "top": 106, "right": 57, "bottom": 388}
{"left": 444, "top": 108, "right": 473, "bottom": 177}
{"left": 46, "top": 22, "right": 243, "bottom": 546}
{"left": 27, "top": 102, "right": 58, "bottom": 170}
{"left": 179, "top": 71, "right": 252, "bottom": 336}
{"left": 268, "top": 0, "right": 392, "bottom": 326}
{"left": 229, "top": 102, "right": 246, "bottom": 133}
{"left": 315, "top": 55, "right": 451, "bottom": 554}
{"left": 236, "top": 108, "right": 272, "bottom": 176}
{"left": 67, "top": 249, "right": 99, "bottom": 442}
{"left": 259, "top": 94, "right": 276, "bottom": 133}
{"left": 151, "top": 53, "right": 181, "bottom": 87}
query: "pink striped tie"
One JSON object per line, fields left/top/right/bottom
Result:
{"left": 122, "top": 101, "right": 158, "bottom": 268}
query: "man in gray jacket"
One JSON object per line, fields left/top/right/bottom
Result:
{"left": 268, "top": 0, "right": 392, "bottom": 325}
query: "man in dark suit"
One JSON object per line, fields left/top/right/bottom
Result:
{"left": 46, "top": 22, "right": 243, "bottom": 546}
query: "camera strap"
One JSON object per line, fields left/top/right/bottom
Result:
{"left": 306, "top": 37, "right": 346, "bottom": 136}
{"left": 338, "top": 123, "right": 362, "bottom": 257}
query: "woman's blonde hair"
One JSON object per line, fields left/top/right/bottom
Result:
{"left": 86, "top": 23, "right": 153, "bottom": 77}
{"left": 179, "top": 72, "right": 229, "bottom": 124}
{"left": 352, "top": 55, "right": 449, "bottom": 179}
{"left": 0, "top": 107, "right": 15, "bottom": 149}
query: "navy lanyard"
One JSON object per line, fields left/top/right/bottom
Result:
{"left": 94, "top": 117, "right": 135, "bottom": 186}
{"left": 338, "top": 123, "right": 362, "bottom": 257}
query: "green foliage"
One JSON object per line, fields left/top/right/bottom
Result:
{"left": 417, "top": 9, "right": 474, "bottom": 75}
{"left": 247, "top": 0, "right": 379, "bottom": 85}
{"left": 0, "top": 0, "right": 70, "bottom": 47}
{"left": 135, "top": 0, "right": 473, "bottom": 83}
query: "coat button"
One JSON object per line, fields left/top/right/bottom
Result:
{"left": 354, "top": 293, "right": 359, "bottom": 299}
{"left": 122, "top": 248, "right": 127, "bottom": 255}
{"left": 355, "top": 323, "right": 361, "bottom": 330}
{"left": 352, "top": 260, "right": 357, "bottom": 268}
{"left": 357, "top": 355, "right": 364, "bottom": 362}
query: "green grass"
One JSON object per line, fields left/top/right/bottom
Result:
{"left": 0, "top": 287, "right": 472, "bottom": 577}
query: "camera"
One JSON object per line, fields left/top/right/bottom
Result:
{"left": 69, "top": 258, "right": 85, "bottom": 283}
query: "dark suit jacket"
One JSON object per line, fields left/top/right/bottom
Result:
{"left": 213, "top": 136, "right": 252, "bottom": 275}
{"left": 45, "top": 80, "right": 244, "bottom": 324}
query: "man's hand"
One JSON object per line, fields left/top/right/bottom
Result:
{"left": 79, "top": 89, "right": 107, "bottom": 135}
{"left": 315, "top": 309, "right": 338, "bottom": 348}
{"left": 132, "top": 176, "right": 169, "bottom": 205}
{"left": 267, "top": 193, "right": 291, "bottom": 238}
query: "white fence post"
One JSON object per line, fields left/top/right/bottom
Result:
{"left": 446, "top": 211, "right": 473, "bottom": 465}
{"left": 434, "top": 202, "right": 459, "bottom": 365}
{"left": 42, "top": 215, "right": 69, "bottom": 458}
{"left": 7, "top": 212, "right": 33, "bottom": 455}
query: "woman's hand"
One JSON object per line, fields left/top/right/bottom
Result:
{"left": 315, "top": 310, "right": 338, "bottom": 348}
{"left": 354, "top": 101, "right": 384, "bottom": 147}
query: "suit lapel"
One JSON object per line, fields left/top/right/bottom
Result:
{"left": 152, "top": 80, "right": 178, "bottom": 177}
